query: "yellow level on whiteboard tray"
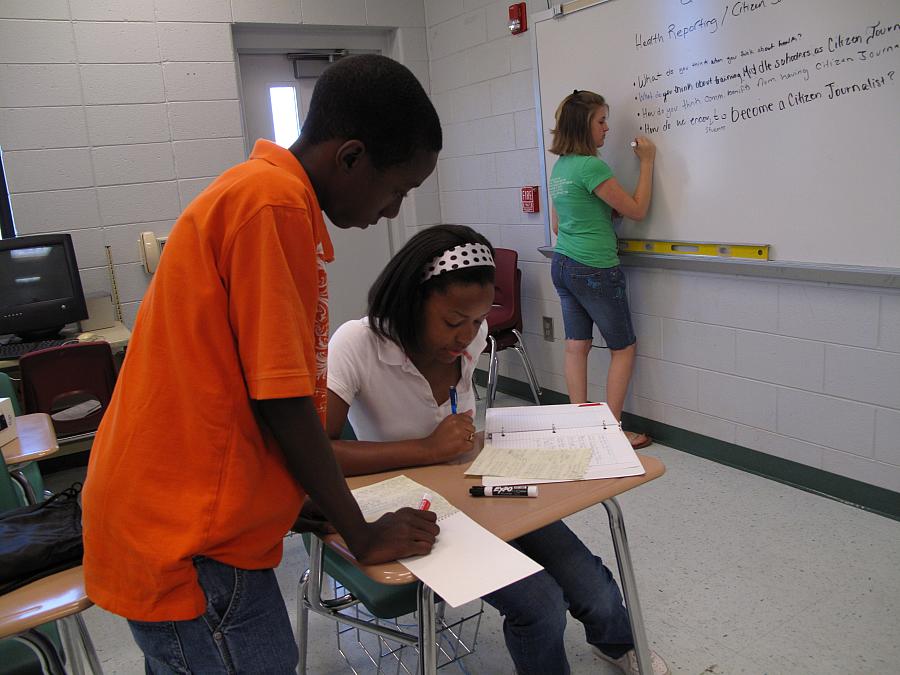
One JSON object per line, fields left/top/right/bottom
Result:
{"left": 618, "top": 239, "right": 770, "bottom": 260}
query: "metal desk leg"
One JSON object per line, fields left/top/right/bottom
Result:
{"left": 603, "top": 497, "right": 652, "bottom": 675}
{"left": 59, "top": 617, "right": 86, "bottom": 675}
{"left": 486, "top": 335, "right": 498, "bottom": 409}
{"left": 416, "top": 583, "right": 437, "bottom": 675}
{"left": 296, "top": 569, "right": 310, "bottom": 675}
{"left": 73, "top": 614, "right": 104, "bottom": 674}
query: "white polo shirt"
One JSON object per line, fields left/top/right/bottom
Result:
{"left": 327, "top": 317, "right": 487, "bottom": 442}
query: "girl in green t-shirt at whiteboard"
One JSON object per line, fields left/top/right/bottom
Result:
{"left": 549, "top": 90, "right": 656, "bottom": 449}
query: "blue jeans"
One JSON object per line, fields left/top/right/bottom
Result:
{"left": 551, "top": 253, "right": 636, "bottom": 350}
{"left": 127, "top": 557, "right": 298, "bottom": 674}
{"left": 484, "top": 520, "right": 633, "bottom": 675}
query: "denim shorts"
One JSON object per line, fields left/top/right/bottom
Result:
{"left": 550, "top": 253, "right": 636, "bottom": 350}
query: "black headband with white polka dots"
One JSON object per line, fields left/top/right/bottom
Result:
{"left": 421, "top": 243, "right": 495, "bottom": 282}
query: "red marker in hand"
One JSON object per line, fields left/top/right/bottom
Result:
{"left": 418, "top": 493, "right": 432, "bottom": 511}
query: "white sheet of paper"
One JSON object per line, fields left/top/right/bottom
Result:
{"left": 399, "top": 512, "right": 542, "bottom": 607}
{"left": 465, "top": 442, "right": 592, "bottom": 480}
{"left": 485, "top": 403, "right": 618, "bottom": 435}
{"left": 351, "top": 475, "right": 543, "bottom": 608}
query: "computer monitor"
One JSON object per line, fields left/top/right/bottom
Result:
{"left": 0, "top": 233, "right": 88, "bottom": 340}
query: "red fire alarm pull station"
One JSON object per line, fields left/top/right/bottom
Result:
{"left": 508, "top": 3, "right": 527, "bottom": 35}
{"left": 521, "top": 186, "right": 539, "bottom": 213}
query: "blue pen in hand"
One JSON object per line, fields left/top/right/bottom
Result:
{"left": 449, "top": 385, "right": 458, "bottom": 415}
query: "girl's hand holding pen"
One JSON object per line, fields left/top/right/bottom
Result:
{"left": 424, "top": 409, "right": 476, "bottom": 463}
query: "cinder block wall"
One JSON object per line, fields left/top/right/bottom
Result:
{"left": 423, "top": 0, "right": 900, "bottom": 493}
{"left": 0, "top": 0, "right": 428, "bottom": 325}
{"left": 1, "top": 0, "right": 897, "bottom": 491}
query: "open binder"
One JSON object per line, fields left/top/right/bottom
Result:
{"left": 482, "top": 403, "right": 646, "bottom": 485}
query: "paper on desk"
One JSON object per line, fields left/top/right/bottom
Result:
{"left": 50, "top": 400, "right": 102, "bottom": 422}
{"left": 399, "top": 511, "right": 542, "bottom": 607}
{"left": 485, "top": 403, "right": 618, "bottom": 435}
{"left": 352, "top": 475, "right": 457, "bottom": 522}
{"left": 464, "top": 442, "right": 592, "bottom": 480}
{"left": 351, "top": 475, "right": 542, "bottom": 608}
{"left": 482, "top": 427, "right": 645, "bottom": 485}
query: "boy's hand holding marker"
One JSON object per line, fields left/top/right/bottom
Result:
{"left": 355, "top": 508, "right": 439, "bottom": 564}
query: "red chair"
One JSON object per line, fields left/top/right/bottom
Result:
{"left": 19, "top": 342, "right": 117, "bottom": 443}
{"left": 483, "top": 248, "right": 541, "bottom": 408}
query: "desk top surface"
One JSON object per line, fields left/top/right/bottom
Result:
{"left": 323, "top": 450, "right": 665, "bottom": 585}
{"left": 1, "top": 413, "right": 58, "bottom": 465}
{"left": 0, "top": 321, "right": 131, "bottom": 369}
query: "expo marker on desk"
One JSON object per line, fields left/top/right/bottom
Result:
{"left": 470, "top": 485, "right": 539, "bottom": 497}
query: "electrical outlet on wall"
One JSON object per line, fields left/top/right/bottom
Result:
{"left": 542, "top": 316, "right": 554, "bottom": 341}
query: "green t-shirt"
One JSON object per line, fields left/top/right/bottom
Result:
{"left": 549, "top": 154, "right": 618, "bottom": 268}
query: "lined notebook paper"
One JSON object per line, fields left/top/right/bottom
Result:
{"left": 480, "top": 404, "right": 645, "bottom": 485}
{"left": 465, "top": 440, "right": 592, "bottom": 480}
{"left": 485, "top": 402, "right": 619, "bottom": 435}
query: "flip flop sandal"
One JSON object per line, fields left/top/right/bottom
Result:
{"left": 626, "top": 431, "right": 652, "bottom": 450}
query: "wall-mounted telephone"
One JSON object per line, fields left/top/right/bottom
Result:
{"left": 139, "top": 231, "right": 163, "bottom": 274}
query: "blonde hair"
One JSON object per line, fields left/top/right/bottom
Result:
{"left": 548, "top": 90, "right": 607, "bottom": 156}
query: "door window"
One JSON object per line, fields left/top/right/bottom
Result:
{"left": 269, "top": 85, "right": 301, "bottom": 148}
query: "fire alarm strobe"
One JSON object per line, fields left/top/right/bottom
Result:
{"left": 521, "top": 185, "right": 539, "bottom": 213}
{"left": 508, "top": 3, "right": 527, "bottom": 35}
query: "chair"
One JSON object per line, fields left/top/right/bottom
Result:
{"left": 0, "top": 372, "right": 46, "bottom": 505}
{"left": 483, "top": 248, "right": 541, "bottom": 408}
{"left": 0, "top": 373, "right": 22, "bottom": 416}
{"left": 0, "top": 453, "right": 102, "bottom": 675}
{"left": 295, "top": 423, "right": 482, "bottom": 673}
{"left": 19, "top": 342, "right": 117, "bottom": 444}
{"left": 296, "top": 534, "right": 482, "bottom": 674}
{"left": 0, "top": 567, "right": 102, "bottom": 675}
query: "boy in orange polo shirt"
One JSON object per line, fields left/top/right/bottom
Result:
{"left": 82, "top": 55, "right": 442, "bottom": 673}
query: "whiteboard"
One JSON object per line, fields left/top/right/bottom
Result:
{"left": 534, "top": 0, "right": 900, "bottom": 268}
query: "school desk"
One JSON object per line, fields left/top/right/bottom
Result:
{"left": 1, "top": 413, "right": 58, "bottom": 504}
{"left": 310, "top": 446, "right": 666, "bottom": 674}
{"left": 0, "top": 321, "right": 131, "bottom": 371}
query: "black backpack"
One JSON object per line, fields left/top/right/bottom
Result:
{"left": 0, "top": 483, "right": 83, "bottom": 595}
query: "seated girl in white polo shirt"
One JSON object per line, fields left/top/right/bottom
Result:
{"left": 326, "top": 224, "right": 668, "bottom": 675}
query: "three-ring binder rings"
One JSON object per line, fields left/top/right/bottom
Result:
{"left": 351, "top": 475, "right": 541, "bottom": 607}
{"left": 479, "top": 404, "right": 645, "bottom": 486}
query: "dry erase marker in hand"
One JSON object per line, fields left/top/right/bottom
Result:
{"left": 630, "top": 140, "right": 638, "bottom": 148}
{"left": 418, "top": 493, "right": 432, "bottom": 510}
{"left": 469, "top": 485, "right": 538, "bottom": 497}
{"left": 449, "top": 386, "right": 458, "bottom": 414}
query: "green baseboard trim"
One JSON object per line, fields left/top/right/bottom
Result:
{"left": 475, "top": 369, "right": 900, "bottom": 522}
{"left": 474, "top": 369, "right": 568, "bottom": 405}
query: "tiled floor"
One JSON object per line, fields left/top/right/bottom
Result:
{"left": 44, "top": 390, "right": 900, "bottom": 674}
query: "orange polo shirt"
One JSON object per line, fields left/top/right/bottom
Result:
{"left": 82, "top": 140, "right": 334, "bottom": 621}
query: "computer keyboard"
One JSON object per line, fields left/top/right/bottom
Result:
{"left": 0, "top": 338, "right": 72, "bottom": 359}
